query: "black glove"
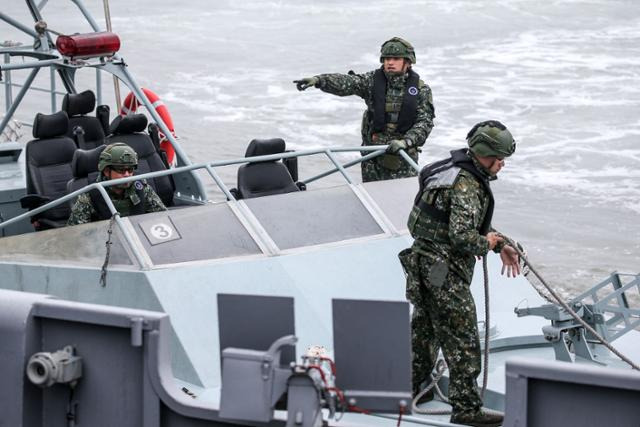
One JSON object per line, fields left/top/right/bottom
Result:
{"left": 293, "top": 77, "right": 319, "bottom": 91}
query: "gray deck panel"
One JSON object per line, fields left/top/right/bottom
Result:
{"left": 361, "top": 177, "right": 417, "bottom": 232}
{"left": 129, "top": 203, "right": 261, "bottom": 265}
{"left": 244, "top": 186, "right": 384, "bottom": 250}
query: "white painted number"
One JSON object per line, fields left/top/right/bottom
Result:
{"left": 150, "top": 223, "right": 173, "bottom": 240}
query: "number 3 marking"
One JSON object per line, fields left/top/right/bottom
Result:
{"left": 150, "top": 223, "right": 173, "bottom": 240}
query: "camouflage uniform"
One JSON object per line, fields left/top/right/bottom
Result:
{"left": 400, "top": 151, "right": 506, "bottom": 419}
{"left": 315, "top": 71, "right": 435, "bottom": 182}
{"left": 67, "top": 177, "right": 166, "bottom": 226}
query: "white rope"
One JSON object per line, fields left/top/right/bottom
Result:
{"left": 499, "top": 234, "right": 640, "bottom": 371}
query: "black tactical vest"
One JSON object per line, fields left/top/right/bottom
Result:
{"left": 372, "top": 68, "right": 420, "bottom": 134}
{"left": 409, "top": 149, "right": 495, "bottom": 237}
{"left": 89, "top": 181, "right": 148, "bottom": 221}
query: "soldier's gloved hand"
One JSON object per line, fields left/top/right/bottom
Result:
{"left": 386, "top": 139, "right": 409, "bottom": 154}
{"left": 293, "top": 77, "right": 319, "bottom": 91}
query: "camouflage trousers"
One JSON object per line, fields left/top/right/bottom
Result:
{"left": 399, "top": 249, "right": 482, "bottom": 418}
{"left": 360, "top": 151, "right": 418, "bottom": 182}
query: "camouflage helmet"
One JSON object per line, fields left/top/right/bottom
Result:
{"left": 466, "top": 120, "right": 516, "bottom": 158}
{"left": 380, "top": 37, "right": 416, "bottom": 64}
{"left": 98, "top": 142, "right": 138, "bottom": 172}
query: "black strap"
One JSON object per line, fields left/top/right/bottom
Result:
{"left": 450, "top": 149, "right": 494, "bottom": 234}
{"left": 72, "top": 126, "right": 86, "bottom": 149}
{"left": 414, "top": 149, "right": 495, "bottom": 234}
{"left": 396, "top": 69, "right": 420, "bottom": 134}
{"left": 372, "top": 69, "right": 387, "bottom": 133}
{"left": 416, "top": 198, "right": 449, "bottom": 224}
{"left": 372, "top": 68, "right": 420, "bottom": 134}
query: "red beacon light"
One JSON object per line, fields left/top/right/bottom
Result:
{"left": 56, "top": 31, "right": 121, "bottom": 59}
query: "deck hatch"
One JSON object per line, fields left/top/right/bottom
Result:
{"left": 244, "top": 186, "right": 384, "bottom": 250}
{"left": 128, "top": 203, "right": 261, "bottom": 265}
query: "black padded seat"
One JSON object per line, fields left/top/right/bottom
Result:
{"left": 236, "top": 138, "right": 300, "bottom": 199}
{"left": 21, "top": 111, "right": 77, "bottom": 229}
{"left": 66, "top": 145, "right": 106, "bottom": 205}
{"left": 62, "top": 90, "right": 107, "bottom": 150}
{"left": 107, "top": 114, "right": 175, "bottom": 206}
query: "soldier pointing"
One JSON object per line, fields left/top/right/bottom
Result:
{"left": 294, "top": 37, "right": 435, "bottom": 182}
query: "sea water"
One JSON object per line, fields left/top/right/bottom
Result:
{"left": 1, "top": 0, "right": 639, "bottom": 294}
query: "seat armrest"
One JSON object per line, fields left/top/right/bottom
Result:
{"left": 20, "top": 194, "right": 52, "bottom": 210}
{"left": 229, "top": 188, "right": 241, "bottom": 200}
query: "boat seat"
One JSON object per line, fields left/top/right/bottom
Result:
{"left": 107, "top": 114, "right": 175, "bottom": 207}
{"left": 235, "top": 138, "right": 300, "bottom": 199}
{"left": 66, "top": 145, "right": 106, "bottom": 207}
{"left": 62, "top": 90, "right": 108, "bottom": 150}
{"left": 20, "top": 111, "right": 77, "bottom": 230}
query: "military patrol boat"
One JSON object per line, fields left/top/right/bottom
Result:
{"left": 1, "top": 2, "right": 639, "bottom": 427}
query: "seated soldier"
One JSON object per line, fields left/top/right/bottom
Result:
{"left": 67, "top": 142, "right": 167, "bottom": 225}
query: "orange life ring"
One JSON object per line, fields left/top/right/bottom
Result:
{"left": 120, "top": 88, "right": 177, "bottom": 166}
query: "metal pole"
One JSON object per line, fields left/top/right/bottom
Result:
{"left": 323, "top": 149, "right": 353, "bottom": 184}
{"left": 3, "top": 53, "right": 12, "bottom": 111}
{"left": 397, "top": 149, "right": 420, "bottom": 172}
{"left": 204, "top": 165, "right": 235, "bottom": 201}
{"left": 49, "top": 66, "right": 56, "bottom": 112}
{"left": 0, "top": 12, "right": 39, "bottom": 38}
{"left": 0, "top": 67, "right": 40, "bottom": 137}
{"left": 1, "top": 59, "right": 60, "bottom": 72}
{"left": 303, "top": 149, "right": 386, "bottom": 185}
{"left": 102, "top": 0, "right": 121, "bottom": 111}
{"left": 96, "top": 68, "right": 102, "bottom": 106}
{"left": 25, "top": 0, "right": 54, "bottom": 50}
{"left": 116, "top": 65, "right": 192, "bottom": 166}
{"left": 69, "top": 0, "right": 101, "bottom": 32}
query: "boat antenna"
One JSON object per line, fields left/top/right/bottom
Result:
{"left": 102, "top": 0, "right": 122, "bottom": 112}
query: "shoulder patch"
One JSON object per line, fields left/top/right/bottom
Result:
{"left": 134, "top": 180, "right": 144, "bottom": 190}
{"left": 455, "top": 170, "right": 482, "bottom": 189}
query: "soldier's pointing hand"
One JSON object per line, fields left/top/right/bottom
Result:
{"left": 293, "top": 77, "right": 319, "bottom": 91}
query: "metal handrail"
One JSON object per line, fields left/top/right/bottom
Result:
{"left": 0, "top": 145, "right": 419, "bottom": 233}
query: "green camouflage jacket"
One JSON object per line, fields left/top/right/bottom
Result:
{"left": 410, "top": 156, "right": 504, "bottom": 283}
{"left": 315, "top": 69, "right": 435, "bottom": 148}
{"left": 67, "top": 179, "right": 166, "bottom": 226}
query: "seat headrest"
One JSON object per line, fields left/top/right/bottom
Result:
{"left": 62, "top": 90, "right": 96, "bottom": 116}
{"left": 32, "top": 111, "right": 69, "bottom": 139}
{"left": 245, "top": 138, "right": 286, "bottom": 158}
{"left": 72, "top": 145, "right": 106, "bottom": 178}
{"left": 109, "top": 114, "right": 148, "bottom": 135}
